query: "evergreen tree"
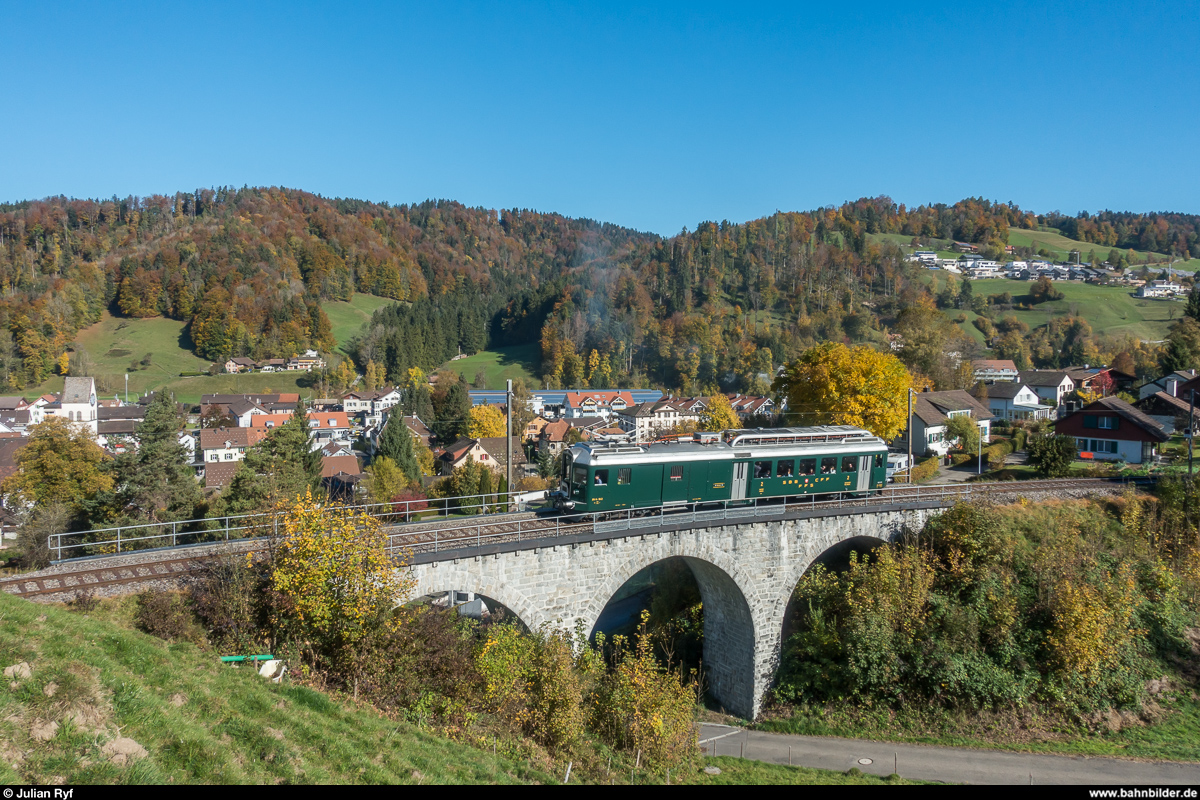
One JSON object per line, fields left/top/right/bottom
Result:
{"left": 219, "top": 404, "right": 322, "bottom": 514}
{"left": 104, "top": 392, "right": 202, "bottom": 524}
{"left": 377, "top": 410, "right": 420, "bottom": 484}
{"left": 433, "top": 380, "right": 471, "bottom": 444}
{"left": 1186, "top": 286, "right": 1200, "bottom": 323}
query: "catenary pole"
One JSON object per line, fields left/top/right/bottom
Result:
{"left": 907, "top": 389, "right": 913, "bottom": 483}
{"left": 506, "top": 379, "right": 513, "bottom": 512}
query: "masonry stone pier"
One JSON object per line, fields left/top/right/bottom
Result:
{"left": 408, "top": 506, "right": 939, "bottom": 719}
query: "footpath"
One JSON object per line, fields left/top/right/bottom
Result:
{"left": 697, "top": 723, "right": 1200, "bottom": 785}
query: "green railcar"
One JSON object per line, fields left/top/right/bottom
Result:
{"left": 549, "top": 426, "right": 889, "bottom": 513}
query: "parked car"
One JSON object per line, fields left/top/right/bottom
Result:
{"left": 886, "top": 453, "right": 911, "bottom": 482}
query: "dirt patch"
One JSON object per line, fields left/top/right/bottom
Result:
{"left": 30, "top": 720, "right": 58, "bottom": 742}
{"left": 65, "top": 703, "right": 108, "bottom": 732}
{"left": 265, "top": 726, "right": 284, "bottom": 741}
{"left": 42, "top": 682, "right": 58, "bottom": 698}
{"left": 4, "top": 662, "right": 32, "bottom": 680}
{"left": 101, "top": 737, "right": 147, "bottom": 765}
{"left": 168, "top": 693, "right": 187, "bottom": 707}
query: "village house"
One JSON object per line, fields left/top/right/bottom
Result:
{"left": 1017, "top": 370, "right": 1075, "bottom": 409}
{"left": 1055, "top": 397, "right": 1168, "bottom": 464}
{"left": 435, "top": 436, "right": 527, "bottom": 477}
{"left": 562, "top": 391, "right": 635, "bottom": 420}
{"left": 286, "top": 350, "right": 327, "bottom": 371}
{"left": 895, "top": 390, "right": 992, "bottom": 458}
{"left": 538, "top": 419, "right": 572, "bottom": 455}
{"left": 199, "top": 427, "right": 265, "bottom": 463}
{"left": 251, "top": 412, "right": 351, "bottom": 450}
{"left": 1136, "top": 280, "right": 1185, "bottom": 298}
{"left": 1134, "top": 391, "right": 1200, "bottom": 435}
{"left": 1137, "top": 369, "right": 1198, "bottom": 400}
{"left": 615, "top": 400, "right": 700, "bottom": 442}
{"left": 971, "top": 359, "right": 1019, "bottom": 383}
{"left": 726, "top": 394, "right": 776, "bottom": 422}
{"left": 983, "top": 382, "right": 1053, "bottom": 421}
{"left": 223, "top": 357, "right": 257, "bottom": 374}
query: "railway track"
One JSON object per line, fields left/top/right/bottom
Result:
{"left": 0, "top": 477, "right": 1140, "bottom": 601}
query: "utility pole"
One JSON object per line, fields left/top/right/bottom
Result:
{"left": 124, "top": 373, "right": 128, "bottom": 404}
{"left": 506, "top": 379, "right": 513, "bottom": 512}
{"left": 1189, "top": 389, "right": 1195, "bottom": 530}
{"left": 978, "top": 421, "right": 983, "bottom": 476}
{"left": 907, "top": 388, "right": 914, "bottom": 483}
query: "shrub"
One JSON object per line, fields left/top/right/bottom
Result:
{"left": 16, "top": 502, "right": 72, "bottom": 569}
{"left": 475, "top": 622, "right": 599, "bottom": 751}
{"left": 591, "top": 619, "right": 699, "bottom": 769}
{"left": 909, "top": 456, "right": 940, "bottom": 483}
{"left": 135, "top": 590, "right": 200, "bottom": 643}
{"left": 190, "top": 553, "right": 275, "bottom": 654}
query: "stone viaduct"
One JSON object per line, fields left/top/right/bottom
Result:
{"left": 408, "top": 503, "right": 941, "bottom": 720}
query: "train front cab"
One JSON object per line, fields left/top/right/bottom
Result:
{"left": 732, "top": 451, "right": 886, "bottom": 501}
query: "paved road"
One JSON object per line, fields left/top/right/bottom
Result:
{"left": 697, "top": 723, "right": 1200, "bottom": 785}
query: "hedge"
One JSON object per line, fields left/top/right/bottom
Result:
{"left": 910, "top": 455, "right": 941, "bottom": 483}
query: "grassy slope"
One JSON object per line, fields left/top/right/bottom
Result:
{"left": 443, "top": 344, "right": 540, "bottom": 390}
{"left": 27, "top": 295, "right": 397, "bottom": 404}
{"left": 969, "top": 278, "right": 1184, "bottom": 341}
{"left": 323, "top": 294, "right": 399, "bottom": 355}
{"left": 0, "top": 591, "right": 553, "bottom": 785}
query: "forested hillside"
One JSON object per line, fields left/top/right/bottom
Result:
{"left": 1, "top": 189, "right": 1198, "bottom": 395}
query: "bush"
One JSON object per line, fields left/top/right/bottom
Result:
{"left": 591, "top": 620, "right": 700, "bottom": 769}
{"left": 909, "top": 456, "right": 940, "bottom": 483}
{"left": 190, "top": 553, "right": 275, "bottom": 654}
{"left": 16, "top": 502, "right": 71, "bottom": 569}
{"left": 135, "top": 590, "right": 201, "bottom": 643}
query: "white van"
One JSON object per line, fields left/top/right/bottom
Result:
{"left": 886, "top": 453, "right": 911, "bottom": 482}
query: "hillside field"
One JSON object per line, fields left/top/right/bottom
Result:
{"left": 968, "top": 278, "right": 1184, "bottom": 341}
{"left": 442, "top": 344, "right": 541, "bottom": 389}
{"left": 322, "top": 294, "right": 400, "bottom": 354}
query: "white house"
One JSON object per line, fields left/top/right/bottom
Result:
{"left": 198, "top": 427, "right": 264, "bottom": 463}
{"left": 1138, "top": 369, "right": 1197, "bottom": 400}
{"left": 895, "top": 390, "right": 992, "bottom": 458}
{"left": 984, "top": 382, "right": 1053, "bottom": 421}
{"left": 1137, "top": 280, "right": 1185, "bottom": 298}
{"left": 563, "top": 391, "right": 635, "bottom": 420}
{"left": 972, "top": 359, "right": 1019, "bottom": 383}
{"left": 615, "top": 400, "right": 700, "bottom": 441}
{"left": 1018, "top": 370, "right": 1075, "bottom": 408}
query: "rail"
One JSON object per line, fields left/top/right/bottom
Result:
{"left": 47, "top": 477, "right": 1147, "bottom": 565}
{"left": 46, "top": 490, "right": 533, "bottom": 563}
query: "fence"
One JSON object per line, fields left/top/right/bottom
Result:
{"left": 49, "top": 477, "right": 1143, "bottom": 564}
{"left": 47, "top": 490, "right": 531, "bottom": 563}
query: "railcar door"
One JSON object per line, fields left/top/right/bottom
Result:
{"left": 662, "top": 463, "right": 688, "bottom": 505}
{"left": 731, "top": 461, "right": 748, "bottom": 500}
{"left": 856, "top": 455, "right": 871, "bottom": 492}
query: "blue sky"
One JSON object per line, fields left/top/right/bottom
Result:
{"left": 2, "top": 1, "right": 1197, "bottom": 235}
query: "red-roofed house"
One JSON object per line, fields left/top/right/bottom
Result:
{"left": 563, "top": 391, "right": 635, "bottom": 419}
{"left": 251, "top": 412, "right": 351, "bottom": 450}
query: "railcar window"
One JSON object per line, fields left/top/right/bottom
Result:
{"left": 842, "top": 456, "right": 857, "bottom": 473}
{"left": 573, "top": 467, "right": 588, "bottom": 485}
{"left": 669, "top": 465, "right": 684, "bottom": 481}
{"left": 821, "top": 457, "right": 837, "bottom": 474}
{"left": 778, "top": 459, "right": 794, "bottom": 477}
{"left": 754, "top": 460, "right": 772, "bottom": 479}
{"left": 798, "top": 458, "right": 816, "bottom": 476}
{"left": 594, "top": 469, "right": 608, "bottom": 486}
{"left": 618, "top": 468, "right": 631, "bottom": 485}
{"left": 874, "top": 454, "right": 883, "bottom": 468}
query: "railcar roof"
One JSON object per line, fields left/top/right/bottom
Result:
{"left": 570, "top": 428, "right": 887, "bottom": 467}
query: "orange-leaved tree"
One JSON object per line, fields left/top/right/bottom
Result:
{"left": 772, "top": 342, "right": 913, "bottom": 441}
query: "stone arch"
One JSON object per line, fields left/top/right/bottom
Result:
{"left": 409, "top": 565, "right": 545, "bottom": 632}
{"left": 583, "top": 535, "right": 759, "bottom": 719}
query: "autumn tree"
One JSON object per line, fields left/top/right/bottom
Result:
{"left": 772, "top": 342, "right": 913, "bottom": 441}
{"left": 364, "top": 456, "right": 409, "bottom": 506}
{"left": 467, "top": 404, "right": 506, "bottom": 438}
{"left": 269, "top": 490, "right": 412, "bottom": 674}
{"left": 699, "top": 394, "right": 740, "bottom": 432}
{"left": 2, "top": 416, "right": 113, "bottom": 518}
{"left": 944, "top": 414, "right": 981, "bottom": 455}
